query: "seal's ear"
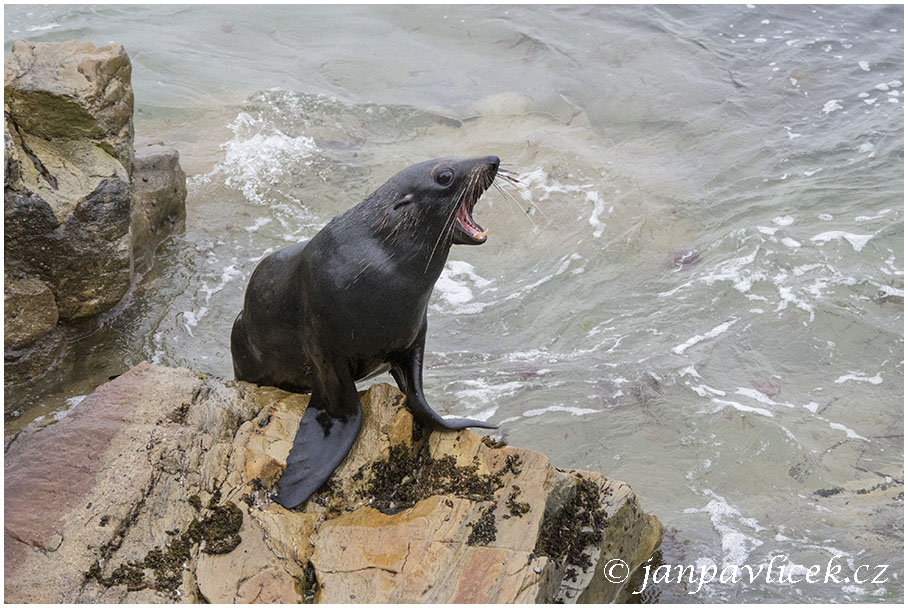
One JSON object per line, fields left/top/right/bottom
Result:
{"left": 393, "top": 193, "right": 416, "bottom": 210}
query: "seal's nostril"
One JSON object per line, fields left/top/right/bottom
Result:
{"left": 486, "top": 155, "right": 500, "bottom": 170}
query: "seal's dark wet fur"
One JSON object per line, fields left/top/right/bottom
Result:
{"left": 231, "top": 156, "right": 500, "bottom": 508}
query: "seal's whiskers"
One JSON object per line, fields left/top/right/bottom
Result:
{"left": 494, "top": 173, "right": 561, "bottom": 229}
{"left": 425, "top": 180, "right": 469, "bottom": 273}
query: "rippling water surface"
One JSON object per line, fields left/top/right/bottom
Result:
{"left": 5, "top": 4, "right": 904, "bottom": 602}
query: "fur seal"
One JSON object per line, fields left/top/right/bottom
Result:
{"left": 231, "top": 156, "right": 501, "bottom": 508}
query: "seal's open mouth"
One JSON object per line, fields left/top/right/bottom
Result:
{"left": 455, "top": 196, "right": 487, "bottom": 242}
{"left": 453, "top": 161, "right": 497, "bottom": 245}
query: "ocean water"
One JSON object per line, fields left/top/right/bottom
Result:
{"left": 4, "top": 4, "right": 903, "bottom": 603}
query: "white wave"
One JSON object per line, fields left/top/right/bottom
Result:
{"left": 193, "top": 110, "right": 317, "bottom": 210}
{"left": 822, "top": 99, "right": 843, "bottom": 114}
{"left": 505, "top": 348, "right": 554, "bottom": 362}
{"left": 734, "top": 387, "right": 795, "bottom": 408}
{"left": 834, "top": 372, "right": 883, "bottom": 384}
{"left": 433, "top": 253, "right": 578, "bottom": 315}
{"left": 519, "top": 167, "right": 606, "bottom": 238}
{"left": 659, "top": 247, "right": 761, "bottom": 298}
{"left": 522, "top": 405, "right": 599, "bottom": 418}
{"left": 443, "top": 406, "right": 498, "bottom": 423}
{"left": 877, "top": 284, "right": 904, "bottom": 297}
{"left": 432, "top": 260, "right": 494, "bottom": 313}
{"left": 854, "top": 208, "right": 892, "bottom": 222}
{"left": 774, "top": 284, "right": 815, "bottom": 319}
{"left": 586, "top": 190, "right": 607, "bottom": 238}
{"left": 181, "top": 307, "right": 208, "bottom": 337}
{"left": 710, "top": 398, "right": 774, "bottom": 418}
{"left": 453, "top": 379, "right": 523, "bottom": 408}
{"left": 672, "top": 319, "right": 738, "bottom": 354}
{"left": 26, "top": 23, "right": 60, "bottom": 31}
{"left": 881, "top": 252, "right": 903, "bottom": 276}
{"left": 679, "top": 366, "right": 701, "bottom": 378}
{"left": 54, "top": 395, "right": 87, "bottom": 422}
{"left": 829, "top": 422, "right": 869, "bottom": 441}
{"left": 810, "top": 231, "right": 875, "bottom": 252}
{"left": 691, "top": 384, "right": 726, "bottom": 397}
{"left": 244, "top": 217, "right": 273, "bottom": 232}
{"left": 684, "top": 491, "right": 765, "bottom": 566}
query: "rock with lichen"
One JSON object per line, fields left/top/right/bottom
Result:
{"left": 3, "top": 363, "right": 663, "bottom": 603}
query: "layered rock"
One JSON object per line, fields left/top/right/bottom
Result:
{"left": 4, "top": 40, "right": 186, "bottom": 385}
{"left": 4, "top": 363, "right": 663, "bottom": 603}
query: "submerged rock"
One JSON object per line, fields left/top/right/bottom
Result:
{"left": 4, "top": 363, "right": 662, "bottom": 603}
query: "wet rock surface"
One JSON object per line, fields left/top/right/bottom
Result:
{"left": 4, "top": 363, "right": 663, "bottom": 603}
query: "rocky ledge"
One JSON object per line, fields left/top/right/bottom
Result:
{"left": 4, "top": 363, "right": 663, "bottom": 603}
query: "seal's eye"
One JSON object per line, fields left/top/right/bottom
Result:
{"left": 435, "top": 169, "right": 454, "bottom": 187}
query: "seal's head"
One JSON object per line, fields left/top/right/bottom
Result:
{"left": 371, "top": 156, "right": 500, "bottom": 247}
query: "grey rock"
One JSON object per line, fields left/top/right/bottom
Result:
{"left": 4, "top": 39, "right": 134, "bottom": 322}
{"left": 3, "top": 39, "right": 186, "bottom": 388}
{"left": 4, "top": 161, "right": 132, "bottom": 320}
{"left": 131, "top": 145, "right": 187, "bottom": 275}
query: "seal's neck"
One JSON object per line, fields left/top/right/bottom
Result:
{"left": 352, "top": 192, "right": 456, "bottom": 279}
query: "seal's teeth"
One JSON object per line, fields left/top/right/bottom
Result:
{"left": 477, "top": 229, "right": 489, "bottom": 239}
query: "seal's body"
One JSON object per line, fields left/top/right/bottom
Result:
{"left": 232, "top": 156, "right": 500, "bottom": 508}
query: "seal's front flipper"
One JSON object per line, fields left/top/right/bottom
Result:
{"left": 275, "top": 361, "right": 363, "bottom": 509}
{"left": 392, "top": 338, "right": 497, "bottom": 432}
{"left": 274, "top": 404, "right": 362, "bottom": 508}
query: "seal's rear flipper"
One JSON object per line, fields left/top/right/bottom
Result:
{"left": 274, "top": 401, "right": 363, "bottom": 509}
{"left": 392, "top": 343, "right": 498, "bottom": 432}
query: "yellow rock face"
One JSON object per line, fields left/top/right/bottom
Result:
{"left": 236, "top": 374, "right": 664, "bottom": 603}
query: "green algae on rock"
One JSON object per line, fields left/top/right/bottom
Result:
{"left": 83, "top": 501, "right": 243, "bottom": 594}
{"left": 466, "top": 503, "right": 498, "bottom": 545}
{"left": 535, "top": 477, "right": 609, "bottom": 568}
